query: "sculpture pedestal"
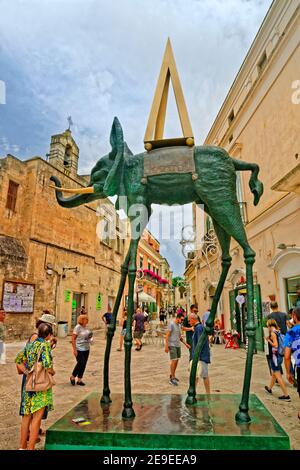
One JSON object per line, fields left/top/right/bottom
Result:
{"left": 45, "top": 393, "right": 290, "bottom": 450}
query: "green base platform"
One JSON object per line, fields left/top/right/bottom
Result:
{"left": 45, "top": 393, "right": 290, "bottom": 450}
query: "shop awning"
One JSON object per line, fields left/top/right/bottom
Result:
{"left": 138, "top": 291, "right": 156, "bottom": 303}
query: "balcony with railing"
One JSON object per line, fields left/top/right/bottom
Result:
{"left": 142, "top": 269, "right": 169, "bottom": 286}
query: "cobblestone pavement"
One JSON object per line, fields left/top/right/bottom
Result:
{"left": 1, "top": 328, "right": 299, "bottom": 450}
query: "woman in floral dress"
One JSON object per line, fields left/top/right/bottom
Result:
{"left": 15, "top": 323, "right": 55, "bottom": 450}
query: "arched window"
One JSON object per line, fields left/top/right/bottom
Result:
{"left": 64, "top": 144, "right": 72, "bottom": 166}
{"left": 205, "top": 215, "right": 213, "bottom": 235}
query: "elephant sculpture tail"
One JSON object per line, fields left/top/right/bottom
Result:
{"left": 232, "top": 158, "right": 264, "bottom": 206}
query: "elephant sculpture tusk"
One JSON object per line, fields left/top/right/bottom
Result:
{"left": 49, "top": 185, "right": 95, "bottom": 194}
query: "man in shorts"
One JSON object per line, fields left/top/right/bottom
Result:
{"left": 165, "top": 312, "right": 190, "bottom": 385}
{"left": 284, "top": 307, "right": 300, "bottom": 420}
{"left": 101, "top": 306, "right": 112, "bottom": 337}
{"left": 182, "top": 304, "right": 200, "bottom": 360}
{"left": 189, "top": 313, "right": 211, "bottom": 394}
{"left": 133, "top": 307, "right": 146, "bottom": 351}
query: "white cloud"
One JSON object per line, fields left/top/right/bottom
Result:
{"left": 0, "top": 136, "right": 20, "bottom": 155}
{"left": 0, "top": 80, "right": 5, "bottom": 104}
{"left": 0, "top": 0, "right": 272, "bottom": 169}
{"left": 0, "top": 0, "right": 273, "bottom": 273}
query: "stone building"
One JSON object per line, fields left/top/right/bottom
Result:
{"left": 0, "top": 128, "right": 127, "bottom": 339}
{"left": 160, "top": 257, "right": 174, "bottom": 308}
{"left": 123, "top": 229, "right": 173, "bottom": 316}
{"left": 185, "top": 0, "right": 300, "bottom": 349}
{"left": 174, "top": 286, "right": 187, "bottom": 310}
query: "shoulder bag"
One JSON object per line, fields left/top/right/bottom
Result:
{"left": 25, "top": 344, "right": 55, "bottom": 392}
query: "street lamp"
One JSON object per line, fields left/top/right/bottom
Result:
{"left": 62, "top": 267, "right": 79, "bottom": 279}
{"left": 179, "top": 225, "right": 196, "bottom": 259}
{"left": 135, "top": 269, "right": 144, "bottom": 307}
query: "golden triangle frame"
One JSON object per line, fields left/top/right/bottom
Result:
{"left": 144, "top": 38, "right": 194, "bottom": 151}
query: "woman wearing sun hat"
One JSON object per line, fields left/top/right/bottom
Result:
{"left": 16, "top": 310, "right": 57, "bottom": 446}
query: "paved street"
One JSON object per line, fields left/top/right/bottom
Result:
{"left": 1, "top": 327, "right": 299, "bottom": 450}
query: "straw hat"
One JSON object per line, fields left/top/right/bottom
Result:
{"left": 38, "top": 313, "right": 56, "bottom": 326}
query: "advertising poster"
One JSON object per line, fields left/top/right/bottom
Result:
{"left": 2, "top": 281, "right": 35, "bottom": 313}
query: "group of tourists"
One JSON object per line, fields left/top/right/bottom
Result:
{"left": 112, "top": 303, "right": 213, "bottom": 393}
{"left": 4, "top": 293, "right": 300, "bottom": 451}
{"left": 264, "top": 301, "right": 300, "bottom": 419}
{"left": 117, "top": 307, "right": 149, "bottom": 351}
{"left": 159, "top": 306, "right": 174, "bottom": 324}
{"left": 11, "top": 306, "right": 94, "bottom": 450}
{"left": 101, "top": 305, "right": 149, "bottom": 351}
{"left": 165, "top": 304, "right": 211, "bottom": 393}
{"left": 14, "top": 311, "right": 57, "bottom": 450}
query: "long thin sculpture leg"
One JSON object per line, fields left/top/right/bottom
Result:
{"left": 235, "top": 248, "right": 256, "bottom": 423}
{"left": 191, "top": 198, "right": 257, "bottom": 420}
{"left": 100, "top": 246, "right": 131, "bottom": 404}
{"left": 122, "top": 238, "right": 139, "bottom": 419}
{"left": 186, "top": 220, "right": 231, "bottom": 405}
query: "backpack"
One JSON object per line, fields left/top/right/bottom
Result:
{"left": 276, "top": 331, "right": 285, "bottom": 356}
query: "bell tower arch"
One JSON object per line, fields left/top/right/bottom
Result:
{"left": 48, "top": 128, "right": 79, "bottom": 177}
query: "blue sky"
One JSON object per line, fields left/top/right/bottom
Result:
{"left": 0, "top": 0, "right": 273, "bottom": 275}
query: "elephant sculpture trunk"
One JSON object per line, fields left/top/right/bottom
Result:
{"left": 50, "top": 176, "right": 98, "bottom": 208}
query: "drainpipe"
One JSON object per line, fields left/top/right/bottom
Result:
{"left": 54, "top": 271, "right": 62, "bottom": 323}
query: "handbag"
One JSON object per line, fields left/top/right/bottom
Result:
{"left": 16, "top": 363, "right": 26, "bottom": 375}
{"left": 25, "top": 344, "right": 55, "bottom": 392}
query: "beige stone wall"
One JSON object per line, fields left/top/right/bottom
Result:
{"left": 193, "top": 196, "right": 300, "bottom": 330}
{"left": 189, "top": 3, "right": 300, "bottom": 330}
{"left": 235, "top": 44, "right": 300, "bottom": 223}
{"left": 0, "top": 157, "right": 34, "bottom": 249}
{"left": 0, "top": 154, "right": 126, "bottom": 339}
{"left": 27, "top": 239, "right": 122, "bottom": 330}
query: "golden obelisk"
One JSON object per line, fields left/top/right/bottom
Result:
{"left": 144, "top": 38, "right": 194, "bottom": 151}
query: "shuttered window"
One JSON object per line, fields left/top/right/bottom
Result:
{"left": 6, "top": 180, "right": 19, "bottom": 212}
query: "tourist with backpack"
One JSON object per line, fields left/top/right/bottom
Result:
{"left": 284, "top": 307, "right": 300, "bottom": 420}
{"left": 267, "top": 302, "right": 289, "bottom": 335}
{"left": 264, "top": 319, "right": 290, "bottom": 401}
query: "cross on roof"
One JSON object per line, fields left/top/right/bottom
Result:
{"left": 67, "top": 115, "right": 73, "bottom": 130}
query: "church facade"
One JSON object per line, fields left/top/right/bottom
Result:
{"left": 0, "top": 127, "right": 127, "bottom": 339}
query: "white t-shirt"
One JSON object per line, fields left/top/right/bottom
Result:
{"left": 168, "top": 321, "right": 182, "bottom": 347}
{"left": 73, "top": 324, "right": 92, "bottom": 351}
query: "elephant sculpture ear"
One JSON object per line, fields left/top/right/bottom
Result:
{"left": 104, "top": 117, "right": 125, "bottom": 197}
{"left": 109, "top": 116, "right": 124, "bottom": 159}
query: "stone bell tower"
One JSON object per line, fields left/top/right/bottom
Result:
{"left": 48, "top": 127, "right": 79, "bottom": 178}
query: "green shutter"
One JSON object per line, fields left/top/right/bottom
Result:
{"left": 229, "top": 290, "right": 236, "bottom": 330}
